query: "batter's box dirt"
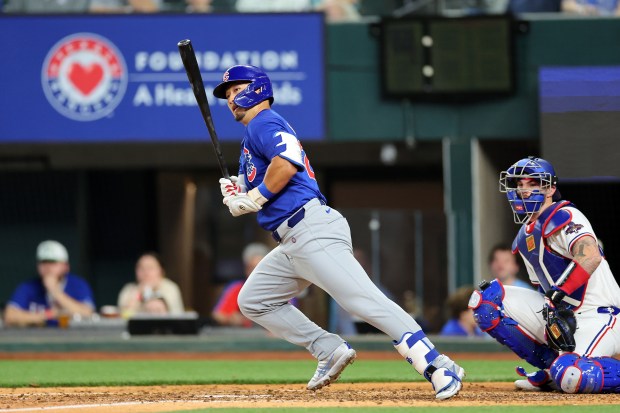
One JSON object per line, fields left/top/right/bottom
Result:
{"left": 1, "top": 383, "right": 619, "bottom": 413}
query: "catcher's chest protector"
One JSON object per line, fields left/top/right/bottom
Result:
{"left": 512, "top": 201, "right": 586, "bottom": 309}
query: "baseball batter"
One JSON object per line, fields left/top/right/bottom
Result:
{"left": 470, "top": 156, "right": 620, "bottom": 393}
{"left": 212, "top": 65, "right": 464, "bottom": 399}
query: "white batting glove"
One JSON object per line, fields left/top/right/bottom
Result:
{"left": 223, "top": 187, "right": 269, "bottom": 217}
{"left": 225, "top": 193, "right": 262, "bottom": 217}
{"left": 219, "top": 176, "right": 244, "bottom": 198}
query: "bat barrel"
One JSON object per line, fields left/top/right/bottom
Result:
{"left": 178, "top": 38, "right": 230, "bottom": 179}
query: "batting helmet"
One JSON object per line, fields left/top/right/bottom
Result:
{"left": 213, "top": 65, "right": 273, "bottom": 108}
{"left": 499, "top": 156, "right": 561, "bottom": 224}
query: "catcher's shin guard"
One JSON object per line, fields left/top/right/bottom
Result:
{"left": 551, "top": 354, "right": 620, "bottom": 393}
{"left": 469, "top": 279, "right": 557, "bottom": 370}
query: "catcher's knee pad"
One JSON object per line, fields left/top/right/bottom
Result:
{"left": 551, "top": 354, "right": 620, "bottom": 393}
{"left": 469, "top": 279, "right": 557, "bottom": 370}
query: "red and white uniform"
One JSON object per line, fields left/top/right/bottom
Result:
{"left": 507, "top": 202, "right": 620, "bottom": 357}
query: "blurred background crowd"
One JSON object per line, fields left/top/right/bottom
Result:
{"left": 0, "top": 0, "right": 619, "bottom": 337}
{"left": 2, "top": 0, "right": 620, "bottom": 19}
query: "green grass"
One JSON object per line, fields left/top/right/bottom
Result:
{"left": 0, "top": 360, "right": 523, "bottom": 387}
{"left": 161, "top": 407, "right": 620, "bottom": 413}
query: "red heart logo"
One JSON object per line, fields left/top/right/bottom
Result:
{"left": 68, "top": 63, "right": 103, "bottom": 96}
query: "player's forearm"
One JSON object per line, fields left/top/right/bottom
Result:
{"left": 49, "top": 291, "right": 94, "bottom": 317}
{"left": 549, "top": 236, "right": 602, "bottom": 301}
{"left": 261, "top": 156, "right": 298, "bottom": 195}
{"left": 3, "top": 306, "right": 46, "bottom": 327}
{"left": 571, "top": 236, "right": 602, "bottom": 275}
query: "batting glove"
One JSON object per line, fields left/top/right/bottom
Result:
{"left": 225, "top": 193, "right": 262, "bottom": 217}
{"left": 219, "top": 176, "right": 244, "bottom": 198}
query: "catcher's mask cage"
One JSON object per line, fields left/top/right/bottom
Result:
{"left": 213, "top": 65, "right": 274, "bottom": 109}
{"left": 499, "top": 156, "right": 559, "bottom": 224}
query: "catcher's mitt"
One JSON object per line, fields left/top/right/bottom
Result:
{"left": 542, "top": 304, "right": 577, "bottom": 352}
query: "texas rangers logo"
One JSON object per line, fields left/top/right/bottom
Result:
{"left": 243, "top": 147, "right": 257, "bottom": 182}
{"left": 41, "top": 33, "right": 128, "bottom": 121}
{"left": 565, "top": 222, "right": 584, "bottom": 235}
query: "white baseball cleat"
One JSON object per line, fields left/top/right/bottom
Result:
{"left": 514, "top": 367, "right": 559, "bottom": 392}
{"left": 307, "top": 342, "right": 357, "bottom": 391}
{"left": 426, "top": 355, "right": 466, "bottom": 400}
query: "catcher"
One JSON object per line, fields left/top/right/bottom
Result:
{"left": 469, "top": 156, "right": 620, "bottom": 393}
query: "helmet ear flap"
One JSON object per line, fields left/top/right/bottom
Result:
{"left": 233, "top": 76, "right": 273, "bottom": 108}
{"left": 213, "top": 65, "right": 273, "bottom": 107}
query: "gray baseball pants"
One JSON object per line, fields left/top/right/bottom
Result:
{"left": 237, "top": 198, "right": 424, "bottom": 360}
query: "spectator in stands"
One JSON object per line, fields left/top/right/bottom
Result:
{"left": 3, "top": 0, "right": 91, "bottom": 13}
{"left": 235, "top": 0, "right": 312, "bottom": 12}
{"left": 439, "top": 286, "right": 484, "bottom": 337}
{"left": 402, "top": 289, "right": 431, "bottom": 333}
{"left": 89, "top": 0, "right": 161, "bottom": 13}
{"left": 561, "top": 0, "right": 620, "bottom": 15}
{"left": 3, "top": 240, "right": 95, "bottom": 327}
{"left": 212, "top": 242, "right": 271, "bottom": 327}
{"left": 489, "top": 243, "right": 533, "bottom": 289}
{"left": 317, "top": 0, "right": 361, "bottom": 22}
{"left": 117, "top": 252, "right": 184, "bottom": 317}
{"left": 185, "top": 0, "right": 212, "bottom": 12}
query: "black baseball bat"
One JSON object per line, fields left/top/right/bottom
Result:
{"left": 178, "top": 39, "right": 230, "bottom": 179}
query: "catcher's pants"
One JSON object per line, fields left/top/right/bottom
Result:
{"left": 503, "top": 285, "right": 620, "bottom": 357}
{"left": 237, "top": 198, "right": 426, "bottom": 360}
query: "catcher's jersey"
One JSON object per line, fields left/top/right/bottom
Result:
{"left": 514, "top": 201, "right": 620, "bottom": 310}
{"left": 239, "top": 109, "right": 325, "bottom": 231}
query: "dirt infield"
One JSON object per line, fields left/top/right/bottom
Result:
{"left": 0, "top": 351, "right": 519, "bottom": 361}
{"left": 2, "top": 352, "right": 618, "bottom": 412}
{"left": 1, "top": 382, "right": 620, "bottom": 413}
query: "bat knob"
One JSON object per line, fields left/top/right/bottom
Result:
{"left": 178, "top": 39, "right": 191, "bottom": 47}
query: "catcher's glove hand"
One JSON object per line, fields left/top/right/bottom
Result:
{"left": 542, "top": 304, "right": 577, "bottom": 352}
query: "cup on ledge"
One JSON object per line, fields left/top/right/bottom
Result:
{"left": 100, "top": 305, "right": 121, "bottom": 318}
{"left": 57, "top": 312, "right": 71, "bottom": 329}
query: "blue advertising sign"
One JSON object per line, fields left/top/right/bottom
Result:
{"left": 0, "top": 14, "right": 325, "bottom": 142}
{"left": 540, "top": 66, "right": 620, "bottom": 113}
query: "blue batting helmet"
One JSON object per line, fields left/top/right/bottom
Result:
{"left": 499, "top": 156, "right": 560, "bottom": 224}
{"left": 212, "top": 65, "right": 273, "bottom": 108}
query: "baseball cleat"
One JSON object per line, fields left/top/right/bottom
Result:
{"left": 307, "top": 342, "right": 357, "bottom": 391}
{"left": 431, "top": 368, "right": 463, "bottom": 400}
{"left": 426, "top": 354, "right": 466, "bottom": 400}
{"left": 514, "top": 367, "right": 559, "bottom": 392}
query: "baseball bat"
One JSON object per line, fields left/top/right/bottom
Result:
{"left": 178, "top": 39, "right": 230, "bottom": 179}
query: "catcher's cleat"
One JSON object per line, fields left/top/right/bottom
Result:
{"left": 425, "top": 355, "right": 466, "bottom": 400}
{"left": 307, "top": 342, "right": 357, "bottom": 391}
{"left": 514, "top": 367, "right": 560, "bottom": 392}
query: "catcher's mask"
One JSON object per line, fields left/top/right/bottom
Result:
{"left": 213, "top": 65, "right": 273, "bottom": 108}
{"left": 499, "top": 156, "right": 560, "bottom": 224}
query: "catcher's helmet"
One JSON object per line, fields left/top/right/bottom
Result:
{"left": 213, "top": 65, "right": 273, "bottom": 108}
{"left": 499, "top": 156, "right": 560, "bottom": 224}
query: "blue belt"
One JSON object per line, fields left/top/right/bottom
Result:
{"left": 272, "top": 207, "right": 306, "bottom": 243}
